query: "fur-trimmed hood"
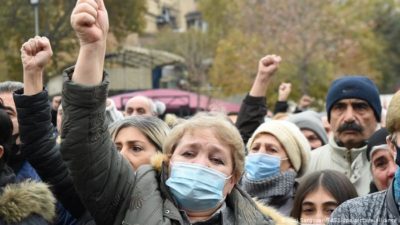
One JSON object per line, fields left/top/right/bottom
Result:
{"left": 0, "top": 180, "right": 56, "bottom": 224}
{"left": 151, "top": 153, "right": 298, "bottom": 225}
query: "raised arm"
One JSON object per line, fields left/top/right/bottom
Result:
{"left": 274, "top": 82, "right": 291, "bottom": 114}
{"left": 71, "top": 0, "right": 108, "bottom": 85}
{"left": 236, "top": 55, "right": 281, "bottom": 145}
{"left": 17, "top": 36, "right": 88, "bottom": 219}
{"left": 61, "top": 1, "right": 135, "bottom": 224}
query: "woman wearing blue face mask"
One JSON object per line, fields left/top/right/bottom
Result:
{"left": 240, "top": 120, "right": 311, "bottom": 216}
{"left": 60, "top": 3, "right": 297, "bottom": 224}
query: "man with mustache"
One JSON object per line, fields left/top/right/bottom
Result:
{"left": 328, "top": 90, "right": 400, "bottom": 225}
{"left": 307, "top": 76, "right": 382, "bottom": 196}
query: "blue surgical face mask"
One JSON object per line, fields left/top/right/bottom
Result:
{"left": 166, "top": 162, "right": 231, "bottom": 212}
{"left": 245, "top": 153, "right": 286, "bottom": 181}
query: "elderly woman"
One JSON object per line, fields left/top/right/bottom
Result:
{"left": 241, "top": 120, "right": 310, "bottom": 216}
{"left": 61, "top": 85, "right": 297, "bottom": 225}
{"left": 60, "top": 1, "right": 296, "bottom": 225}
{"left": 236, "top": 53, "right": 310, "bottom": 216}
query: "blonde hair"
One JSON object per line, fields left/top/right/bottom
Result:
{"left": 163, "top": 112, "right": 245, "bottom": 179}
{"left": 386, "top": 91, "right": 400, "bottom": 134}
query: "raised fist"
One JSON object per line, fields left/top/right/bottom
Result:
{"left": 298, "top": 94, "right": 314, "bottom": 109}
{"left": 71, "top": 0, "right": 109, "bottom": 46}
{"left": 257, "top": 54, "right": 282, "bottom": 80}
{"left": 21, "top": 36, "right": 53, "bottom": 72}
{"left": 278, "top": 82, "right": 292, "bottom": 101}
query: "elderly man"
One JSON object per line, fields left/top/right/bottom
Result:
{"left": 366, "top": 128, "right": 397, "bottom": 193}
{"left": 307, "top": 76, "right": 382, "bottom": 196}
{"left": 124, "top": 95, "right": 165, "bottom": 117}
{"left": 329, "top": 90, "right": 400, "bottom": 225}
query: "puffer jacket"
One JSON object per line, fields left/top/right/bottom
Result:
{"left": 0, "top": 166, "right": 56, "bottom": 225}
{"left": 60, "top": 67, "right": 297, "bottom": 225}
{"left": 13, "top": 89, "right": 95, "bottom": 224}
{"left": 328, "top": 180, "right": 400, "bottom": 225}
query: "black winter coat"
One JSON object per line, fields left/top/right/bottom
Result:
{"left": 13, "top": 89, "right": 95, "bottom": 225}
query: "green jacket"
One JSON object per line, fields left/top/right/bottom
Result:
{"left": 60, "top": 68, "right": 297, "bottom": 225}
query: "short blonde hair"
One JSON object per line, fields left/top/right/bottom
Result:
{"left": 163, "top": 112, "right": 245, "bottom": 179}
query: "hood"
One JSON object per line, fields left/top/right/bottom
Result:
{"left": 0, "top": 180, "right": 56, "bottom": 224}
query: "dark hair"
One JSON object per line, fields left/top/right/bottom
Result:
{"left": 0, "top": 99, "right": 13, "bottom": 169}
{"left": 290, "top": 170, "right": 358, "bottom": 221}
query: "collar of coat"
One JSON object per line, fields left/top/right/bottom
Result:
{"left": 0, "top": 180, "right": 56, "bottom": 224}
{"left": 151, "top": 153, "right": 298, "bottom": 225}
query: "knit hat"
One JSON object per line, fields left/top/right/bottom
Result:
{"left": 247, "top": 120, "right": 311, "bottom": 177}
{"left": 288, "top": 111, "right": 328, "bottom": 145}
{"left": 386, "top": 91, "right": 400, "bottom": 134}
{"left": 366, "top": 128, "right": 389, "bottom": 161}
{"left": 326, "top": 76, "right": 381, "bottom": 122}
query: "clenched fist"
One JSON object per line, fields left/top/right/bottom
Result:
{"left": 21, "top": 36, "right": 53, "bottom": 95}
{"left": 278, "top": 82, "right": 292, "bottom": 101}
{"left": 21, "top": 36, "right": 53, "bottom": 72}
{"left": 249, "top": 54, "right": 282, "bottom": 97}
{"left": 257, "top": 54, "right": 281, "bottom": 80}
{"left": 71, "top": 0, "right": 109, "bottom": 46}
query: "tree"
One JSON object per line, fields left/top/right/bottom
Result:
{"left": 369, "top": 0, "right": 400, "bottom": 92}
{"left": 207, "top": 0, "right": 385, "bottom": 109}
{"left": 0, "top": 0, "right": 146, "bottom": 81}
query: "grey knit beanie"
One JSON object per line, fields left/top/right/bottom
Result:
{"left": 288, "top": 111, "right": 328, "bottom": 145}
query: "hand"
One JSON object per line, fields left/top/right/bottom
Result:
{"left": 71, "top": 0, "right": 109, "bottom": 47}
{"left": 21, "top": 36, "right": 53, "bottom": 95}
{"left": 71, "top": 0, "right": 108, "bottom": 85}
{"left": 298, "top": 95, "right": 314, "bottom": 109}
{"left": 249, "top": 54, "right": 282, "bottom": 97}
{"left": 256, "top": 54, "right": 282, "bottom": 82}
{"left": 21, "top": 36, "right": 53, "bottom": 73}
{"left": 278, "top": 82, "right": 291, "bottom": 101}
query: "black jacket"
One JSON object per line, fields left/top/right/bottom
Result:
{"left": 13, "top": 89, "right": 94, "bottom": 224}
{"left": 236, "top": 94, "right": 267, "bottom": 146}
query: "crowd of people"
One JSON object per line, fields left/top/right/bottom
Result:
{"left": 0, "top": 1, "right": 400, "bottom": 224}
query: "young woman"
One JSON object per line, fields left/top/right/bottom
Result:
{"left": 109, "top": 116, "right": 170, "bottom": 170}
{"left": 290, "top": 170, "right": 358, "bottom": 224}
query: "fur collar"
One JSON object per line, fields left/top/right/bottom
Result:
{"left": 150, "top": 153, "right": 298, "bottom": 225}
{"left": 0, "top": 180, "right": 56, "bottom": 224}
{"left": 256, "top": 202, "right": 298, "bottom": 225}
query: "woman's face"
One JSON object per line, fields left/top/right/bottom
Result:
{"left": 301, "top": 129, "right": 323, "bottom": 150}
{"left": 371, "top": 149, "right": 397, "bottom": 191}
{"left": 249, "top": 133, "right": 292, "bottom": 172}
{"left": 170, "top": 128, "right": 236, "bottom": 196}
{"left": 300, "top": 186, "right": 338, "bottom": 225}
{"left": 114, "top": 126, "right": 158, "bottom": 170}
